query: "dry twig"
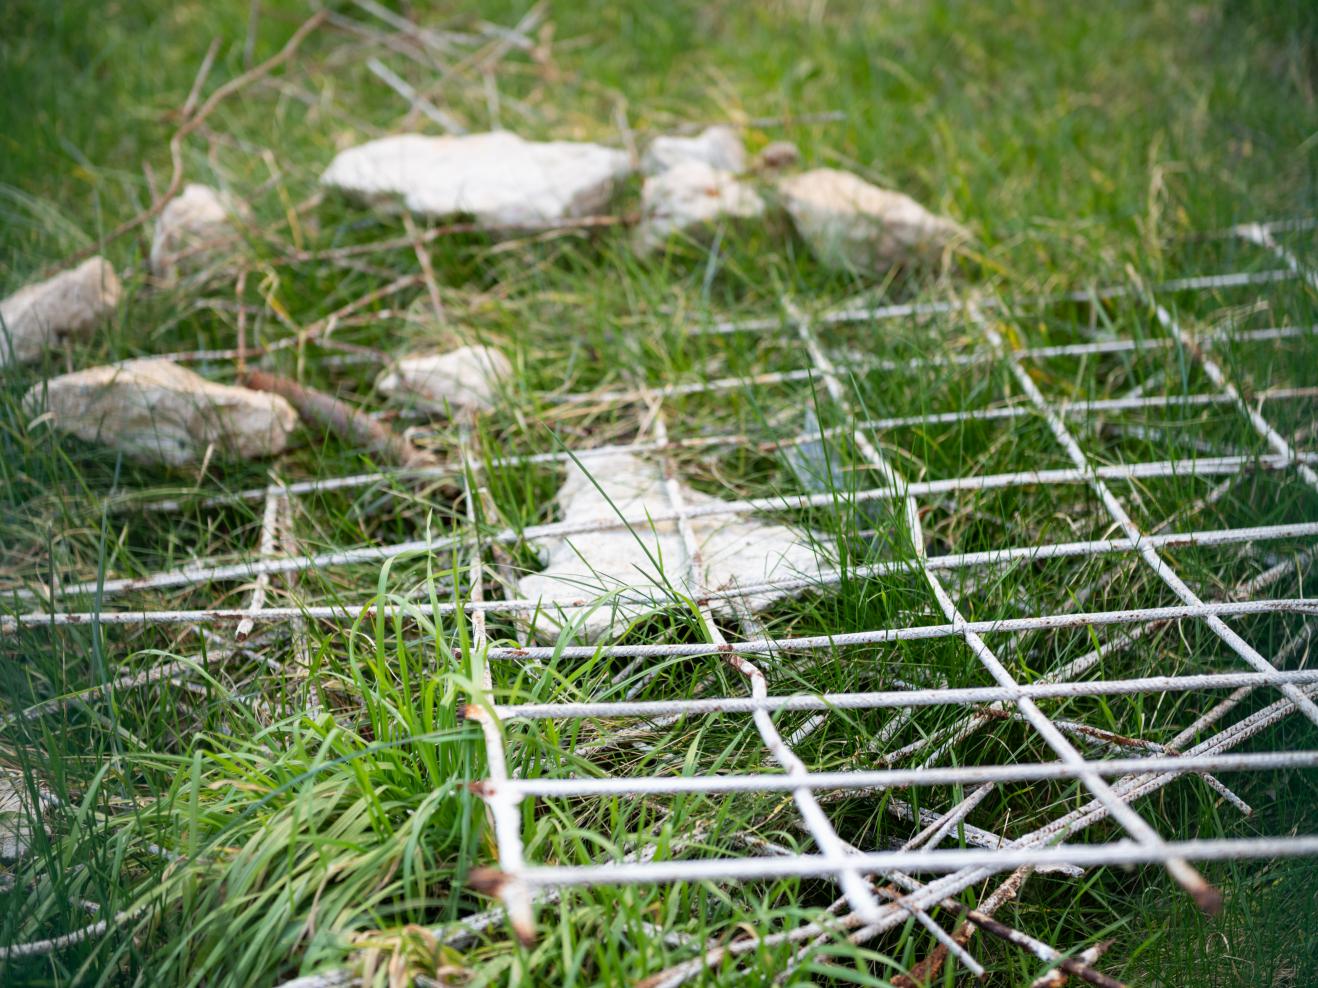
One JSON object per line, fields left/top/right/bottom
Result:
{"left": 241, "top": 369, "right": 432, "bottom": 468}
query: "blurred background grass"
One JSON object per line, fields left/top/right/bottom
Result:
{"left": 3, "top": 0, "right": 1316, "bottom": 283}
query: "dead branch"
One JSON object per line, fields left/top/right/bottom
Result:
{"left": 241, "top": 369, "right": 432, "bottom": 468}
{"left": 403, "top": 212, "right": 446, "bottom": 324}
{"left": 181, "top": 38, "right": 222, "bottom": 118}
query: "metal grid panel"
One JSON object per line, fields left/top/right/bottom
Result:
{"left": 456, "top": 219, "right": 1318, "bottom": 974}
{"left": 4, "top": 218, "right": 1317, "bottom": 981}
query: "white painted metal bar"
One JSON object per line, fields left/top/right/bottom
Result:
{"left": 10, "top": 594, "right": 1315, "bottom": 652}
{"left": 505, "top": 835, "right": 1318, "bottom": 888}
{"left": 234, "top": 483, "right": 284, "bottom": 643}
{"left": 31, "top": 454, "right": 1313, "bottom": 601}
{"left": 1236, "top": 222, "right": 1318, "bottom": 291}
{"left": 466, "top": 702, "right": 536, "bottom": 944}
{"left": 1155, "top": 305, "right": 1318, "bottom": 491}
{"left": 499, "top": 750, "right": 1318, "bottom": 801}
{"left": 800, "top": 308, "right": 1222, "bottom": 907}
{"left": 663, "top": 406, "right": 885, "bottom": 923}
{"left": 697, "top": 267, "right": 1299, "bottom": 336}
{"left": 976, "top": 305, "right": 1318, "bottom": 728}
{"left": 492, "top": 668, "right": 1318, "bottom": 722}
{"left": 125, "top": 383, "right": 1318, "bottom": 515}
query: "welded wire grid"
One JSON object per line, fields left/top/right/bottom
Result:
{"left": 4, "top": 217, "right": 1318, "bottom": 982}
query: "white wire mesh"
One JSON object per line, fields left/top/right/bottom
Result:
{"left": 455, "top": 223, "right": 1318, "bottom": 956}
{"left": 4, "top": 218, "right": 1317, "bottom": 979}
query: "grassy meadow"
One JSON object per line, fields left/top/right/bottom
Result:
{"left": 1, "top": 1, "right": 1317, "bottom": 985}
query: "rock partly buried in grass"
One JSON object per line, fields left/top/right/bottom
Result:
{"left": 635, "top": 161, "right": 765, "bottom": 254}
{"left": 149, "top": 183, "right": 245, "bottom": 280}
{"left": 777, "top": 168, "right": 966, "bottom": 272}
{"left": 27, "top": 358, "right": 298, "bottom": 467}
{"left": 376, "top": 345, "right": 512, "bottom": 415}
{"left": 517, "top": 452, "right": 827, "bottom": 642}
{"left": 641, "top": 125, "right": 746, "bottom": 176}
{"left": 0, "top": 257, "right": 121, "bottom": 367}
{"left": 321, "top": 132, "right": 631, "bottom": 229}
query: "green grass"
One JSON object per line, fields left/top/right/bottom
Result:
{"left": 2, "top": 0, "right": 1317, "bottom": 985}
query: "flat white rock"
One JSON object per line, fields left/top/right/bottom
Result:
{"left": 27, "top": 358, "right": 298, "bottom": 467}
{"left": 518, "top": 452, "right": 827, "bottom": 642}
{"left": 321, "top": 132, "right": 632, "bottom": 228}
{"left": 0, "top": 256, "right": 121, "bottom": 367}
{"left": 642, "top": 125, "right": 746, "bottom": 176}
{"left": 635, "top": 161, "right": 765, "bottom": 254}
{"left": 376, "top": 344, "right": 511, "bottom": 414}
{"left": 777, "top": 168, "right": 965, "bottom": 272}
{"left": 150, "top": 183, "right": 244, "bottom": 279}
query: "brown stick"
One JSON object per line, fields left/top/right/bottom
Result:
{"left": 182, "top": 38, "right": 222, "bottom": 118}
{"left": 403, "top": 212, "right": 446, "bottom": 324}
{"left": 41, "top": 10, "right": 328, "bottom": 279}
{"left": 242, "top": 370, "right": 431, "bottom": 468}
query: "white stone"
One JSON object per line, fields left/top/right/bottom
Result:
{"left": 149, "top": 183, "right": 244, "bottom": 279}
{"left": 27, "top": 358, "right": 298, "bottom": 467}
{"left": 642, "top": 125, "right": 746, "bottom": 176}
{"left": 376, "top": 345, "right": 511, "bottom": 414}
{"left": 517, "top": 452, "right": 828, "bottom": 642}
{"left": 777, "top": 168, "right": 966, "bottom": 272}
{"left": 0, "top": 257, "right": 121, "bottom": 367}
{"left": 634, "top": 161, "right": 765, "bottom": 254}
{"left": 320, "top": 132, "right": 632, "bottom": 229}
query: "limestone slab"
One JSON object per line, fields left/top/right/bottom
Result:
{"left": 634, "top": 161, "right": 765, "bottom": 254}
{"left": 0, "top": 773, "right": 47, "bottom": 860}
{"left": 778, "top": 167, "right": 965, "bottom": 272}
{"left": 150, "top": 183, "right": 245, "bottom": 280}
{"left": 518, "top": 452, "right": 827, "bottom": 642}
{"left": 321, "top": 132, "right": 631, "bottom": 228}
{"left": 376, "top": 344, "right": 512, "bottom": 414}
{"left": 0, "top": 257, "right": 121, "bottom": 367}
{"left": 27, "top": 359, "right": 298, "bottom": 466}
{"left": 642, "top": 125, "right": 746, "bottom": 176}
